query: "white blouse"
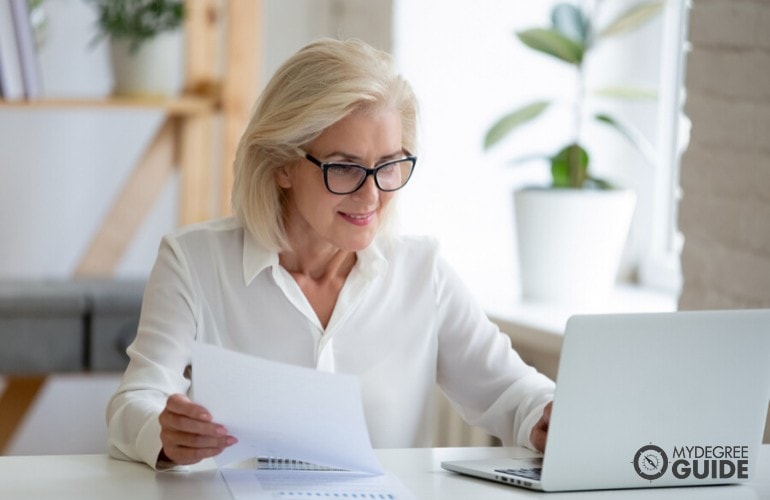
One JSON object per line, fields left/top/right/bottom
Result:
{"left": 107, "top": 217, "right": 555, "bottom": 469}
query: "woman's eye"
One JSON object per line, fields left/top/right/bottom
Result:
{"left": 378, "top": 164, "right": 397, "bottom": 176}
{"left": 328, "top": 164, "right": 361, "bottom": 177}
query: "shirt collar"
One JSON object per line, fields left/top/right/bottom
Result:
{"left": 242, "top": 230, "right": 390, "bottom": 286}
{"left": 355, "top": 236, "right": 389, "bottom": 280}
{"left": 243, "top": 230, "right": 279, "bottom": 286}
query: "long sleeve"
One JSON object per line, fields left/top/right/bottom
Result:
{"left": 105, "top": 218, "right": 554, "bottom": 469}
{"left": 106, "top": 236, "right": 198, "bottom": 469}
{"left": 434, "top": 256, "right": 554, "bottom": 449}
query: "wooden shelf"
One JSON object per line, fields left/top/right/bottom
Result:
{"left": 0, "top": 95, "right": 219, "bottom": 115}
{"left": 0, "top": 0, "right": 262, "bottom": 453}
{"left": 1, "top": 1, "right": 260, "bottom": 277}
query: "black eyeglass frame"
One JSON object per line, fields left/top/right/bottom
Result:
{"left": 297, "top": 148, "right": 417, "bottom": 195}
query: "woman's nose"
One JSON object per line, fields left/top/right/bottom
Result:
{"left": 351, "top": 173, "right": 379, "bottom": 202}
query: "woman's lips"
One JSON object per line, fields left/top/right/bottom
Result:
{"left": 339, "top": 211, "right": 376, "bottom": 226}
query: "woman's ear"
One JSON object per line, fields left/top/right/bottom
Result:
{"left": 275, "top": 164, "right": 292, "bottom": 189}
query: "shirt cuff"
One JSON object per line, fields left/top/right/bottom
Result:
{"left": 518, "top": 398, "right": 552, "bottom": 452}
{"left": 136, "top": 415, "right": 168, "bottom": 470}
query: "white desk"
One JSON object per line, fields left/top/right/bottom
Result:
{"left": 1, "top": 446, "right": 769, "bottom": 499}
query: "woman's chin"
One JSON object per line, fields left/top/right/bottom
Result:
{"left": 338, "top": 229, "right": 379, "bottom": 252}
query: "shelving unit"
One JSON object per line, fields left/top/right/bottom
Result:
{"left": 0, "top": 0, "right": 261, "bottom": 454}
{"left": 0, "top": 0, "right": 261, "bottom": 276}
{"left": 0, "top": 95, "right": 216, "bottom": 113}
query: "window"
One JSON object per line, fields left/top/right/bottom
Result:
{"left": 638, "top": 0, "right": 690, "bottom": 294}
{"left": 392, "top": 0, "right": 688, "bottom": 307}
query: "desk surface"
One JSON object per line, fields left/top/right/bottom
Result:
{"left": 1, "top": 446, "right": 769, "bottom": 499}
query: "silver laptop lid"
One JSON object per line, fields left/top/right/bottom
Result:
{"left": 540, "top": 309, "right": 770, "bottom": 491}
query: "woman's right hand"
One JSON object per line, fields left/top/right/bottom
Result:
{"left": 158, "top": 393, "right": 238, "bottom": 466}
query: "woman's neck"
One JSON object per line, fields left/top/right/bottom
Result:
{"left": 279, "top": 244, "right": 357, "bottom": 329}
{"left": 278, "top": 244, "right": 357, "bottom": 282}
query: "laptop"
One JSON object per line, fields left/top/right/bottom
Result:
{"left": 442, "top": 309, "right": 770, "bottom": 492}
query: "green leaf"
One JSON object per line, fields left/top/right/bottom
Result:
{"left": 599, "top": 1, "right": 665, "bottom": 39}
{"left": 86, "top": 0, "right": 185, "bottom": 52}
{"left": 516, "top": 28, "right": 584, "bottom": 65}
{"left": 484, "top": 101, "right": 550, "bottom": 150}
{"left": 594, "top": 85, "right": 657, "bottom": 100}
{"left": 551, "top": 144, "right": 589, "bottom": 188}
{"left": 551, "top": 3, "right": 590, "bottom": 44}
{"left": 594, "top": 114, "right": 657, "bottom": 165}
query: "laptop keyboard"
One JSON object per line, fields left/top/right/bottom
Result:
{"left": 494, "top": 467, "right": 543, "bottom": 481}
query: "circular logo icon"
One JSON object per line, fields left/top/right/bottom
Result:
{"left": 633, "top": 444, "right": 668, "bottom": 480}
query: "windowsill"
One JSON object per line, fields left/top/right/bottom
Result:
{"left": 483, "top": 284, "right": 679, "bottom": 380}
{"left": 485, "top": 283, "right": 679, "bottom": 336}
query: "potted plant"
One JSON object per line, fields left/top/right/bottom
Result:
{"left": 88, "top": 0, "right": 186, "bottom": 97}
{"left": 484, "top": 1, "right": 663, "bottom": 305}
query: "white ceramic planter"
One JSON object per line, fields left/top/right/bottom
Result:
{"left": 514, "top": 188, "right": 636, "bottom": 306}
{"left": 109, "top": 30, "right": 184, "bottom": 97}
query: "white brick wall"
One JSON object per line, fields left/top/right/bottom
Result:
{"left": 678, "top": 0, "right": 770, "bottom": 311}
{"left": 680, "top": 0, "right": 770, "bottom": 443}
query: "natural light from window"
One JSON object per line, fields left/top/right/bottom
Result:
{"left": 392, "top": 0, "right": 687, "bottom": 316}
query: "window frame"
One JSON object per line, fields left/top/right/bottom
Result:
{"left": 637, "top": 0, "right": 691, "bottom": 294}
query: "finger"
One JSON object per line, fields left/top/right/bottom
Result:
{"left": 165, "top": 394, "right": 213, "bottom": 421}
{"left": 531, "top": 429, "right": 547, "bottom": 453}
{"left": 535, "top": 402, "right": 552, "bottom": 432}
{"left": 161, "top": 442, "right": 229, "bottom": 465}
{"left": 161, "top": 394, "right": 227, "bottom": 438}
{"left": 159, "top": 408, "right": 228, "bottom": 438}
{"left": 161, "top": 428, "right": 236, "bottom": 451}
{"left": 159, "top": 413, "right": 232, "bottom": 448}
{"left": 531, "top": 420, "right": 548, "bottom": 452}
{"left": 160, "top": 429, "right": 238, "bottom": 465}
{"left": 158, "top": 394, "right": 238, "bottom": 466}
{"left": 529, "top": 403, "right": 553, "bottom": 453}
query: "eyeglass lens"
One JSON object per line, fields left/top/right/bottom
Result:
{"left": 326, "top": 159, "right": 413, "bottom": 194}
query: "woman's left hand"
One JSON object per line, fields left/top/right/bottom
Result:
{"left": 530, "top": 401, "right": 552, "bottom": 453}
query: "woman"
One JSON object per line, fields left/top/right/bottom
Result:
{"left": 107, "top": 38, "right": 554, "bottom": 470}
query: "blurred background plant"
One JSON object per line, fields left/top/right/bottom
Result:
{"left": 87, "top": 0, "right": 185, "bottom": 54}
{"left": 27, "top": 0, "right": 49, "bottom": 47}
{"left": 484, "top": 0, "right": 664, "bottom": 189}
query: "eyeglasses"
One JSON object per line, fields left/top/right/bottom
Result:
{"left": 296, "top": 148, "right": 417, "bottom": 195}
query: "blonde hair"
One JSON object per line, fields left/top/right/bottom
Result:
{"left": 231, "top": 38, "right": 419, "bottom": 251}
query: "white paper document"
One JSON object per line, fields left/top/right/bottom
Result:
{"left": 221, "top": 469, "right": 416, "bottom": 500}
{"left": 191, "top": 343, "right": 383, "bottom": 474}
